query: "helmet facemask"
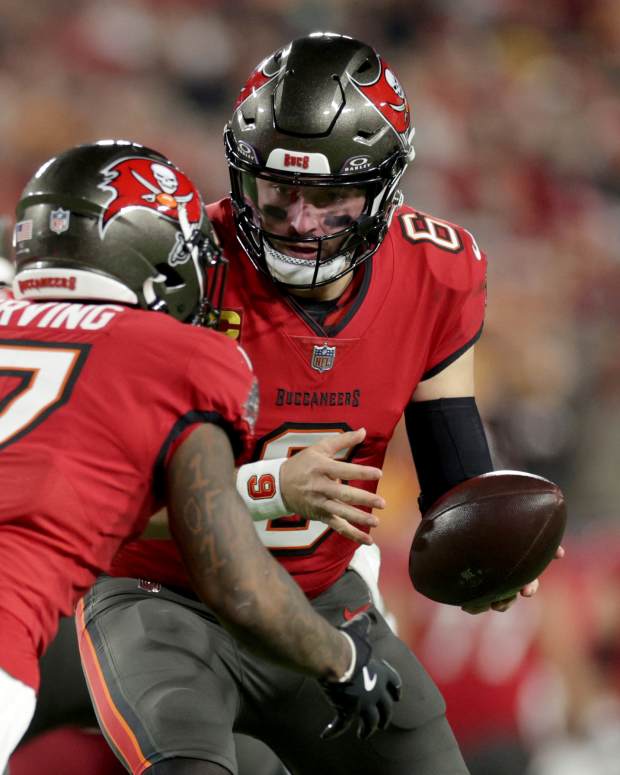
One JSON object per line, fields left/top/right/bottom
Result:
{"left": 174, "top": 202, "right": 228, "bottom": 327}
{"left": 224, "top": 33, "right": 414, "bottom": 290}
{"left": 227, "top": 133, "right": 408, "bottom": 289}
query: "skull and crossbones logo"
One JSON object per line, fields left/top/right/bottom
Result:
{"left": 98, "top": 156, "right": 203, "bottom": 235}
{"left": 131, "top": 163, "right": 194, "bottom": 211}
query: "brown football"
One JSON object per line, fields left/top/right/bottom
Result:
{"left": 409, "top": 471, "right": 566, "bottom": 606}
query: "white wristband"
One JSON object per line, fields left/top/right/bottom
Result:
{"left": 236, "top": 458, "right": 290, "bottom": 522}
{"left": 338, "top": 632, "right": 357, "bottom": 683}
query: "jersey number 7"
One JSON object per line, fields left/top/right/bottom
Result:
{"left": 0, "top": 340, "right": 90, "bottom": 450}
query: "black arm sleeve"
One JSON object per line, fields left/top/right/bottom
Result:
{"left": 404, "top": 397, "right": 493, "bottom": 515}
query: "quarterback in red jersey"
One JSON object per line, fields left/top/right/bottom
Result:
{"left": 0, "top": 140, "right": 402, "bottom": 774}
{"left": 80, "top": 35, "right": 557, "bottom": 775}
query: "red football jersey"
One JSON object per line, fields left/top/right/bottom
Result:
{"left": 112, "top": 197, "right": 486, "bottom": 598}
{"left": 0, "top": 299, "right": 255, "bottom": 689}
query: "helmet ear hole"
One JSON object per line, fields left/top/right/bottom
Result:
{"left": 155, "top": 263, "right": 185, "bottom": 289}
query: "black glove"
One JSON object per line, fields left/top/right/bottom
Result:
{"left": 320, "top": 612, "right": 402, "bottom": 740}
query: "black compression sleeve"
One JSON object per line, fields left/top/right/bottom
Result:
{"left": 404, "top": 397, "right": 493, "bottom": 515}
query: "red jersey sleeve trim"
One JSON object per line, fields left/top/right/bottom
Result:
{"left": 420, "top": 323, "right": 483, "bottom": 382}
{"left": 153, "top": 410, "right": 244, "bottom": 498}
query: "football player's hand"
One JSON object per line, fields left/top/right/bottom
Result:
{"left": 280, "top": 428, "right": 385, "bottom": 545}
{"left": 321, "top": 613, "right": 402, "bottom": 740}
{"left": 462, "top": 545, "right": 565, "bottom": 614}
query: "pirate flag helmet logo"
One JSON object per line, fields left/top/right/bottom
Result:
{"left": 99, "top": 156, "right": 204, "bottom": 236}
{"left": 350, "top": 54, "right": 411, "bottom": 137}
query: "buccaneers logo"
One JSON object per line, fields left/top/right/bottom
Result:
{"left": 98, "top": 157, "right": 203, "bottom": 236}
{"left": 233, "top": 46, "right": 288, "bottom": 111}
{"left": 350, "top": 55, "right": 411, "bottom": 136}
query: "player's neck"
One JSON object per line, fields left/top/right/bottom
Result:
{"left": 288, "top": 272, "right": 353, "bottom": 303}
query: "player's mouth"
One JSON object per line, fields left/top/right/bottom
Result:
{"left": 287, "top": 246, "right": 318, "bottom": 258}
{"left": 271, "top": 240, "right": 320, "bottom": 260}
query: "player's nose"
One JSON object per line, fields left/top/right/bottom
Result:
{"left": 288, "top": 197, "right": 322, "bottom": 235}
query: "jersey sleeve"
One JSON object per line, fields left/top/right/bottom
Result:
{"left": 421, "top": 225, "right": 487, "bottom": 380}
{"left": 159, "top": 329, "right": 258, "bottom": 471}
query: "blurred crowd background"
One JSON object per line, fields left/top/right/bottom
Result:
{"left": 1, "top": 1, "right": 619, "bottom": 773}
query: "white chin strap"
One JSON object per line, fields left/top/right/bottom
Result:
{"left": 263, "top": 240, "right": 351, "bottom": 286}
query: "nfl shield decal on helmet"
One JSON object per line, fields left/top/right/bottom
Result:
{"left": 311, "top": 343, "right": 336, "bottom": 373}
{"left": 49, "top": 208, "right": 70, "bottom": 235}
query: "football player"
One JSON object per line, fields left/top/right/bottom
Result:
{"left": 79, "top": 34, "right": 557, "bottom": 775}
{"left": 0, "top": 140, "right": 402, "bottom": 774}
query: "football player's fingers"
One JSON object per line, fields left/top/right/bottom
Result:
{"left": 376, "top": 695, "right": 393, "bottom": 730}
{"left": 358, "top": 705, "right": 380, "bottom": 739}
{"left": 326, "top": 459, "right": 383, "bottom": 483}
{"left": 555, "top": 545, "right": 565, "bottom": 559}
{"left": 324, "top": 514, "right": 374, "bottom": 545}
{"left": 320, "top": 711, "right": 350, "bottom": 740}
{"left": 323, "top": 500, "right": 379, "bottom": 527}
{"left": 520, "top": 579, "right": 539, "bottom": 597}
{"left": 325, "top": 482, "right": 385, "bottom": 509}
{"left": 317, "top": 428, "right": 366, "bottom": 456}
{"left": 389, "top": 681, "right": 401, "bottom": 702}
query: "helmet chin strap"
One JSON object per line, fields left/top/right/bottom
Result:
{"left": 263, "top": 239, "right": 351, "bottom": 286}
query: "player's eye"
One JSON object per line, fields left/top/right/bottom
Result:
{"left": 271, "top": 184, "right": 294, "bottom": 197}
{"left": 323, "top": 214, "right": 355, "bottom": 228}
{"left": 261, "top": 204, "right": 288, "bottom": 221}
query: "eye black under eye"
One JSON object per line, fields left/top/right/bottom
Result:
{"left": 262, "top": 204, "right": 288, "bottom": 220}
{"left": 323, "top": 214, "right": 355, "bottom": 228}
